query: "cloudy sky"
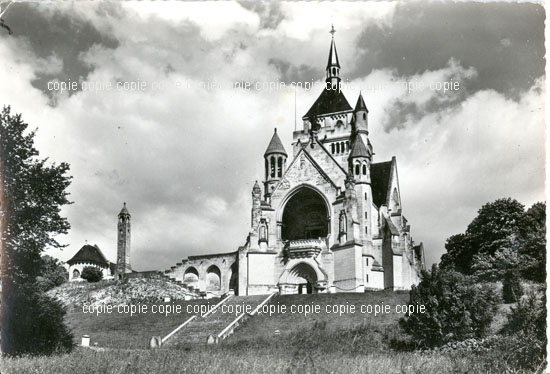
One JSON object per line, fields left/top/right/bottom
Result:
{"left": 0, "top": 2, "right": 545, "bottom": 270}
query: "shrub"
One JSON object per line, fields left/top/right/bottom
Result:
{"left": 399, "top": 264, "right": 499, "bottom": 348}
{"left": 2, "top": 286, "right": 74, "bottom": 355}
{"left": 498, "top": 289, "right": 547, "bottom": 371}
{"left": 502, "top": 268, "right": 522, "bottom": 303}
{"left": 36, "top": 255, "right": 69, "bottom": 292}
{"left": 81, "top": 266, "right": 103, "bottom": 282}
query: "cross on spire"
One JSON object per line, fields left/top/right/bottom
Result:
{"left": 330, "top": 24, "right": 336, "bottom": 38}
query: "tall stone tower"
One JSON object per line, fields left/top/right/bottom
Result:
{"left": 116, "top": 202, "right": 131, "bottom": 279}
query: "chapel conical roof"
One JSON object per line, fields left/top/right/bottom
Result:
{"left": 349, "top": 135, "right": 369, "bottom": 158}
{"left": 264, "top": 128, "right": 287, "bottom": 157}
{"left": 354, "top": 92, "right": 368, "bottom": 113}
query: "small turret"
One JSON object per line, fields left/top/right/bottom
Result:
{"left": 263, "top": 128, "right": 287, "bottom": 198}
{"left": 353, "top": 92, "right": 369, "bottom": 135}
{"left": 251, "top": 181, "right": 261, "bottom": 227}
{"left": 348, "top": 136, "right": 371, "bottom": 184}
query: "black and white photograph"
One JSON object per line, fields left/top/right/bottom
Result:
{"left": 0, "top": 1, "right": 546, "bottom": 373}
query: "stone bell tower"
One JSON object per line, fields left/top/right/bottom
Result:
{"left": 116, "top": 202, "right": 131, "bottom": 279}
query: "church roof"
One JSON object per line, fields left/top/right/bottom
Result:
{"left": 327, "top": 38, "right": 340, "bottom": 69}
{"left": 303, "top": 88, "right": 352, "bottom": 119}
{"left": 354, "top": 93, "right": 368, "bottom": 113}
{"left": 264, "top": 129, "right": 287, "bottom": 156}
{"left": 67, "top": 244, "right": 110, "bottom": 266}
{"left": 370, "top": 160, "right": 393, "bottom": 207}
{"left": 349, "top": 136, "right": 369, "bottom": 158}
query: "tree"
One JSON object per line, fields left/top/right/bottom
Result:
{"left": 36, "top": 255, "right": 69, "bottom": 292}
{"left": 440, "top": 198, "right": 527, "bottom": 279}
{"left": 466, "top": 198, "right": 524, "bottom": 256}
{"left": 0, "top": 106, "right": 73, "bottom": 355}
{"left": 502, "top": 268, "right": 522, "bottom": 303}
{"left": 517, "top": 202, "right": 546, "bottom": 282}
{"left": 399, "top": 265, "right": 498, "bottom": 348}
{"left": 81, "top": 266, "right": 103, "bottom": 282}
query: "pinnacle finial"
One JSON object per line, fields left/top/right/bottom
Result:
{"left": 330, "top": 24, "right": 336, "bottom": 38}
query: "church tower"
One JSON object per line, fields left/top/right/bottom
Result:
{"left": 116, "top": 202, "right": 131, "bottom": 279}
{"left": 263, "top": 128, "right": 287, "bottom": 200}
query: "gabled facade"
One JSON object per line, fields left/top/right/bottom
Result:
{"left": 166, "top": 27, "right": 425, "bottom": 296}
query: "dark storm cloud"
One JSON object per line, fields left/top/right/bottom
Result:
{"left": 1, "top": 3, "right": 119, "bottom": 105}
{"left": 268, "top": 58, "right": 322, "bottom": 85}
{"left": 352, "top": 2, "right": 545, "bottom": 99}
{"left": 238, "top": 1, "right": 285, "bottom": 29}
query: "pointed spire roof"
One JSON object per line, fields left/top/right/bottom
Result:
{"left": 119, "top": 202, "right": 130, "bottom": 217}
{"left": 354, "top": 92, "right": 368, "bottom": 113}
{"left": 252, "top": 180, "right": 261, "bottom": 192}
{"left": 349, "top": 136, "right": 369, "bottom": 158}
{"left": 264, "top": 128, "right": 287, "bottom": 157}
{"left": 327, "top": 26, "right": 340, "bottom": 69}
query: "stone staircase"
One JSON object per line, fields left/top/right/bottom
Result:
{"left": 162, "top": 295, "right": 270, "bottom": 347}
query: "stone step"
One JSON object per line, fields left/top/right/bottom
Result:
{"left": 163, "top": 295, "right": 269, "bottom": 346}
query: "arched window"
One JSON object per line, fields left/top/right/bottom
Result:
{"left": 331, "top": 143, "right": 335, "bottom": 154}
{"left": 362, "top": 164, "right": 367, "bottom": 175}
{"left": 365, "top": 226, "right": 368, "bottom": 235}
{"left": 183, "top": 267, "right": 199, "bottom": 284}
{"left": 336, "top": 120, "right": 343, "bottom": 127}
{"left": 270, "top": 156, "right": 276, "bottom": 178}
{"left": 341, "top": 142, "right": 345, "bottom": 152}
{"left": 332, "top": 67, "right": 336, "bottom": 76}
{"left": 277, "top": 157, "right": 283, "bottom": 177}
{"left": 264, "top": 159, "right": 268, "bottom": 179}
{"left": 72, "top": 269, "right": 80, "bottom": 279}
{"left": 364, "top": 192, "right": 367, "bottom": 200}
{"left": 346, "top": 141, "right": 350, "bottom": 151}
{"left": 259, "top": 224, "right": 267, "bottom": 242}
{"left": 364, "top": 212, "right": 368, "bottom": 219}
{"left": 206, "top": 265, "right": 221, "bottom": 291}
{"left": 336, "top": 143, "right": 340, "bottom": 154}
{"left": 363, "top": 113, "right": 366, "bottom": 120}
{"left": 355, "top": 164, "right": 360, "bottom": 175}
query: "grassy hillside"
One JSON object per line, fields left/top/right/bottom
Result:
{"left": 0, "top": 288, "right": 527, "bottom": 373}
{"left": 226, "top": 291, "right": 410, "bottom": 348}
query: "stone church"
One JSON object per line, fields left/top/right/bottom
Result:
{"left": 167, "top": 30, "right": 426, "bottom": 296}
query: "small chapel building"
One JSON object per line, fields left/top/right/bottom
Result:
{"left": 165, "top": 28, "right": 426, "bottom": 296}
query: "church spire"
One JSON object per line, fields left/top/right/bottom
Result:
{"left": 326, "top": 25, "right": 341, "bottom": 89}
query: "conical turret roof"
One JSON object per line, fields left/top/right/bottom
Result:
{"left": 119, "top": 202, "right": 130, "bottom": 216}
{"left": 264, "top": 128, "right": 287, "bottom": 157}
{"left": 349, "top": 136, "right": 369, "bottom": 158}
{"left": 252, "top": 180, "right": 261, "bottom": 192}
{"left": 354, "top": 92, "right": 368, "bottom": 113}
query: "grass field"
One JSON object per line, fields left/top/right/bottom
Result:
{"left": 0, "top": 290, "right": 533, "bottom": 374}
{"left": 0, "top": 346, "right": 514, "bottom": 374}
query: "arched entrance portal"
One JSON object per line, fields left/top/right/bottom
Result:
{"left": 282, "top": 187, "right": 329, "bottom": 240}
{"left": 228, "top": 262, "right": 238, "bottom": 295}
{"left": 287, "top": 262, "right": 318, "bottom": 294}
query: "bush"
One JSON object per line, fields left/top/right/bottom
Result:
{"left": 36, "top": 255, "right": 69, "bottom": 292}
{"left": 399, "top": 264, "right": 499, "bottom": 348}
{"left": 502, "top": 268, "right": 522, "bottom": 303}
{"left": 2, "top": 286, "right": 74, "bottom": 355}
{"left": 499, "top": 289, "right": 547, "bottom": 371}
{"left": 81, "top": 266, "right": 103, "bottom": 282}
